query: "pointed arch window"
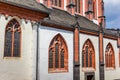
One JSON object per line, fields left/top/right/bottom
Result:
{"left": 48, "top": 34, "right": 68, "bottom": 72}
{"left": 4, "top": 19, "right": 21, "bottom": 57}
{"left": 82, "top": 39, "right": 95, "bottom": 69}
{"left": 105, "top": 43, "right": 115, "bottom": 68}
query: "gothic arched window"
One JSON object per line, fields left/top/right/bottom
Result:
{"left": 82, "top": 39, "right": 95, "bottom": 69}
{"left": 4, "top": 19, "right": 21, "bottom": 57}
{"left": 48, "top": 34, "right": 68, "bottom": 72}
{"left": 105, "top": 43, "right": 115, "bottom": 68}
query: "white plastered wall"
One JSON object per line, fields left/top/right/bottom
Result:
{"left": 39, "top": 25, "right": 73, "bottom": 80}
{"left": 80, "top": 33, "right": 100, "bottom": 80}
{"left": 104, "top": 38, "right": 120, "bottom": 80}
{"left": 0, "top": 15, "right": 35, "bottom": 80}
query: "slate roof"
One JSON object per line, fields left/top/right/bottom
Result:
{"left": 76, "top": 14, "right": 99, "bottom": 32}
{"left": 42, "top": 8, "right": 99, "bottom": 32}
{"left": 41, "top": 7, "right": 76, "bottom": 29}
{"left": 0, "top": 0, "right": 51, "bottom": 14}
{"left": 105, "top": 29, "right": 120, "bottom": 36}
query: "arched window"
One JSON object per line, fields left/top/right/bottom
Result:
{"left": 43, "top": 0, "right": 64, "bottom": 8}
{"left": 48, "top": 34, "right": 68, "bottom": 72}
{"left": 82, "top": 39, "right": 95, "bottom": 69}
{"left": 4, "top": 19, "right": 21, "bottom": 57}
{"left": 105, "top": 43, "right": 115, "bottom": 68}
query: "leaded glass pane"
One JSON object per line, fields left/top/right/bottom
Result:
{"left": 82, "top": 52, "right": 84, "bottom": 67}
{"left": 90, "top": 53, "right": 92, "bottom": 67}
{"left": 4, "top": 31, "right": 12, "bottom": 57}
{"left": 13, "top": 31, "right": 20, "bottom": 57}
{"left": 55, "top": 43, "right": 59, "bottom": 68}
{"left": 49, "top": 49, "right": 53, "bottom": 68}
{"left": 61, "top": 49, "right": 64, "bottom": 68}
{"left": 86, "top": 46, "right": 88, "bottom": 67}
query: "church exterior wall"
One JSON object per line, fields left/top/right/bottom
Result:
{"left": 0, "top": 15, "right": 35, "bottom": 80}
{"left": 80, "top": 33, "right": 100, "bottom": 80}
{"left": 104, "top": 38, "right": 120, "bottom": 80}
{"left": 39, "top": 25, "right": 73, "bottom": 80}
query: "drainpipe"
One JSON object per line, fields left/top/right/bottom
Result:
{"left": 36, "top": 22, "right": 39, "bottom": 80}
{"left": 99, "top": 20, "right": 105, "bottom": 80}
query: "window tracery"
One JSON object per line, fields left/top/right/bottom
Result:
{"left": 105, "top": 43, "right": 115, "bottom": 68}
{"left": 4, "top": 19, "right": 21, "bottom": 57}
{"left": 48, "top": 34, "right": 68, "bottom": 72}
{"left": 82, "top": 39, "right": 95, "bottom": 69}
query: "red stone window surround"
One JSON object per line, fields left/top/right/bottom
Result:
{"left": 4, "top": 19, "right": 21, "bottom": 57}
{"left": 105, "top": 43, "right": 115, "bottom": 69}
{"left": 48, "top": 34, "right": 68, "bottom": 73}
{"left": 43, "top": 0, "right": 64, "bottom": 9}
{"left": 82, "top": 39, "right": 95, "bottom": 71}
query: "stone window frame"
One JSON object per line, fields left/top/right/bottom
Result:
{"left": 48, "top": 34, "right": 68, "bottom": 73}
{"left": 82, "top": 39, "right": 95, "bottom": 70}
{"left": 4, "top": 18, "right": 21, "bottom": 57}
{"left": 105, "top": 43, "right": 115, "bottom": 69}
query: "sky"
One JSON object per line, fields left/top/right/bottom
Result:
{"left": 104, "top": 0, "right": 120, "bottom": 29}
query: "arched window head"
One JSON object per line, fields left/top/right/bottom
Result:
{"left": 105, "top": 43, "right": 115, "bottom": 68}
{"left": 4, "top": 19, "right": 21, "bottom": 57}
{"left": 82, "top": 39, "right": 95, "bottom": 69}
{"left": 48, "top": 34, "right": 68, "bottom": 72}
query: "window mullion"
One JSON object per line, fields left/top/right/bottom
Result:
{"left": 59, "top": 43, "right": 61, "bottom": 68}
{"left": 11, "top": 28, "right": 14, "bottom": 57}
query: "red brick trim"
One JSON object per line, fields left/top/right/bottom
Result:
{"left": 74, "top": 28, "right": 79, "bottom": 62}
{"left": 0, "top": 2, "right": 48, "bottom": 21}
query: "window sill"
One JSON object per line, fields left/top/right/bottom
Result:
{"left": 48, "top": 68, "right": 68, "bottom": 73}
{"left": 106, "top": 67, "right": 115, "bottom": 71}
{"left": 82, "top": 67, "right": 95, "bottom": 72}
{"left": 3, "top": 57, "right": 21, "bottom": 60}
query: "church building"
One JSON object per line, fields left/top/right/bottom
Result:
{"left": 0, "top": 0, "right": 120, "bottom": 80}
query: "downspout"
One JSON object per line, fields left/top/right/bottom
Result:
{"left": 99, "top": 20, "right": 105, "bottom": 80}
{"left": 36, "top": 22, "right": 40, "bottom": 80}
